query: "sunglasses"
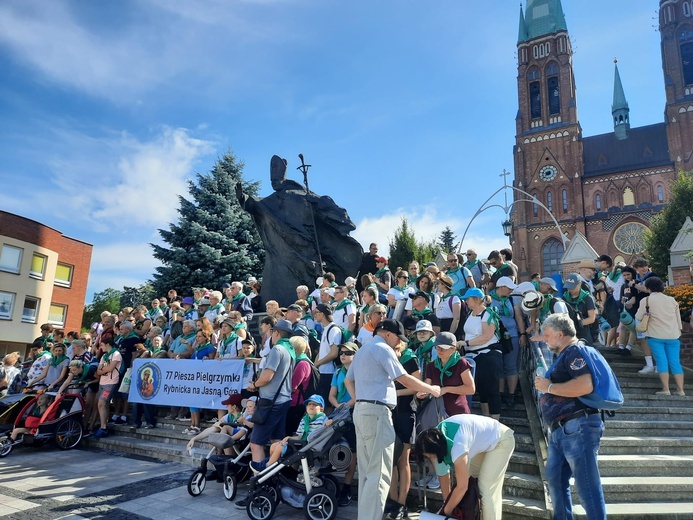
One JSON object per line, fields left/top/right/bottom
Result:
{"left": 339, "top": 351, "right": 355, "bottom": 356}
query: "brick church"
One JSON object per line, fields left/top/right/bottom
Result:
{"left": 511, "top": 0, "right": 693, "bottom": 278}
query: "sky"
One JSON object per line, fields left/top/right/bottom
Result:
{"left": 0, "top": 1, "right": 666, "bottom": 302}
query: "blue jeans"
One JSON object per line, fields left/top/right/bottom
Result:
{"left": 546, "top": 414, "right": 606, "bottom": 520}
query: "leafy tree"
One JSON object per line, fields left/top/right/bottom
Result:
{"left": 151, "top": 151, "right": 265, "bottom": 296}
{"left": 645, "top": 171, "right": 693, "bottom": 278}
{"left": 438, "top": 226, "right": 457, "bottom": 253}
{"left": 416, "top": 238, "right": 440, "bottom": 267}
{"left": 82, "top": 288, "right": 122, "bottom": 330}
{"left": 120, "top": 283, "right": 157, "bottom": 310}
{"left": 388, "top": 217, "right": 441, "bottom": 272}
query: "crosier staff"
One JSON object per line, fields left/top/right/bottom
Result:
{"left": 297, "top": 153, "right": 324, "bottom": 276}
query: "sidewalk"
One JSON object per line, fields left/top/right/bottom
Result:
{"left": 0, "top": 447, "right": 363, "bottom": 520}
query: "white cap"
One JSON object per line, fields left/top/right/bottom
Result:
{"left": 345, "top": 276, "right": 357, "bottom": 286}
{"left": 495, "top": 276, "right": 517, "bottom": 290}
{"left": 247, "top": 276, "right": 257, "bottom": 283}
{"left": 415, "top": 320, "right": 434, "bottom": 333}
{"left": 511, "top": 281, "right": 536, "bottom": 296}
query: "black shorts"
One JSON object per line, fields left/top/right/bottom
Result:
{"left": 393, "top": 406, "right": 415, "bottom": 445}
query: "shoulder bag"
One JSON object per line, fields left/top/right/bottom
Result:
{"left": 635, "top": 297, "right": 650, "bottom": 333}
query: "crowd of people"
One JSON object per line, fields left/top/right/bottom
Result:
{"left": 0, "top": 241, "right": 686, "bottom": 520}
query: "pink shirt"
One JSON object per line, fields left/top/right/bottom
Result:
{"left": 291, "top": 359, "right": 312, "bottom": 406}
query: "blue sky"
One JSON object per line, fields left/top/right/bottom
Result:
{"left": 0, "top": 1, "right": 665, "bottom": 302}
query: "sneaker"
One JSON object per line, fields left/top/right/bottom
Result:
{"left": 385, "top": 503, "right": 404, "bottom": 520}
{"left": 144, "top": 423, "right": 155, "bottom": 429}
{"left": 638, "top": 366, "right": 656, "bottom": 375}
{"left": 115, "top": 417, "right": 128, "bottom": 425}
{"left": 93, "top": 428, "right": 109, "bottom": 439}
{"left": 235, "top": 497, "right": 250, "bottom": 509}
{"left": 165, "top": 413, "right": 177, "bottom": 420}
{"left": 179, "top": 417, "right": 192, "bottom": 422}
{"left": 415, "top": 473, "right": 440, "bottom": 490}
{"left": 337, "top": 486, "right": 352, "bottom": 507}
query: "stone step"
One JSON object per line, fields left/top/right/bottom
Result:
{"left": 603, "top": 420, "right": 693, "bottom": 437}
{"left": 612, "top": 406, "right": 693, "bottom": 421}
{"left": 499, "top": 416, "right": 531, "bottom": 435}
{"left": 597, "top": 454, "right": 693, "bottom": 477}
{"left": 616, "top": 381, "right": 693, "bottom": 394}
{"left": 599, "top": 436, "right": 693, "bottom": 455}
{"left": 501, "top": 497, "right": 551, "bottom": 519}
{"left": 621, "top": 393, "right": 693, "bottom": 408}
{"left": 585, "top": 476, "right": 693, "bottom": 503}
{"left": 85, "top": 435, "right": 197, "bottom": 466}
{"left": 573, "top": 501, "right": 693, "bottom": 519}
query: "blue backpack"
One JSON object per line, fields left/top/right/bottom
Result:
{"left": 546, "top": 344, "right": 623, "bottom": 411}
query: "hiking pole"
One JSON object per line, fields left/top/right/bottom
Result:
{"left": 297, "top": 154, "right": 324, "bottom": 275}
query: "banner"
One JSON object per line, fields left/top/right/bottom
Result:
{"left": 128, "top": 358, "right": 245, "bottom": 409}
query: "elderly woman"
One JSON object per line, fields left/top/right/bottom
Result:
{"left": 286, "top": 336, "right": 313, "bottom": 434}
{"left": 356, "top": 304, "right": 387, "bottom": 345}
{"left": 435, "top": 274, "right": 463, "bottom": 338}
{"left": 1, "top": 352, "right": 22, "bottom": 396}
{"left": 216, "top": 313, "right": 247, "bottom": 359}
{"left": 635, "top": 276, "right": 684, "bottom": 395}
{"left": 459, "top": 287, "right": 502, "bottom": 419}
{"left": 204, "top": 291, "right": 226, "bottom": 322}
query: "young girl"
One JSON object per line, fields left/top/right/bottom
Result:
{"left": 10, "top": 393, "right": 54, "bottom": 441}
{"left": 186, "top": 393, "right": 248, "bottom": 455}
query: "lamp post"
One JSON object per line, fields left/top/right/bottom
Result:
{"left": 457, "top": 169, "right": 568, "bottom": 253}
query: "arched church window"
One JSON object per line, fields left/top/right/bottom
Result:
{"left": 546, "top": 62, "right": 559, "bottom": 76}
{"left": 657, "top": 185, "right": 664, "bottom": 203}
{"left": 596, "top": 193, "right": 602, "bottom": 211}
{"left": 533, "top": 45, "right": 539, "bottom": 59}
{"left": 533, "top": 193, "right": 539, "bottom": 217}
{"left": 623, "top": 187, "right": 635, "bottom": 206}
{"left": 685, "top": 2, "right": 691, "bottom": 17}
{"left": 545, "top": 42, "right": 551, "bottom": 55}
{"left": 542, "top": 238, "right": 564, "bottom": 277}
{"left": 548, "top": 77, "right": 560, "bottom": 115}
{"left": 682, "top": 41, "right": 693, "bottom": 85}
{"left": 547, "top": 191, "right": 553, "bottom": 212}
{"left": 530, "top": 82, "right": 542, "bottom": 119}
{"left": 562, "top": 189, "right": 568, "bottom": 212}
{"left": 528, "top": 67, "right": 541, "bottom": 81}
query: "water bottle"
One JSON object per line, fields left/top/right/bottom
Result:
{"left": 535, "top": 347, "right": 548, "bottom": 377}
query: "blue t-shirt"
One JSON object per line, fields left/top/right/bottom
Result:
{"left": 191, "top": 343, "right": 216, "bottom": 360}
{"left": 541, "top": 344, "right": 593, "bottom": 425}
{"left": 330, "top": 367, "right": 351, "bottom": 404}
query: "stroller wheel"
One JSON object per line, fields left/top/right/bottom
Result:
{"left": 223, "top": 472, "right": 237, "bottom": 501}
{"left": 247, "top": 490, "right": 277, "bottom": 520}
{"left": 320, "top": 475, "right": 339, "bottom": 497}
{"left": 304, "top": 488, "right": 337, "bottom": 520}
{"left": 187, "top": 469, "right": 207, "bottom": 496}
{"left": 0, "top": 437, "right": 14, "bottom": 458}
{"left": 55, "top": 419, "right": 83, "bottom": 450}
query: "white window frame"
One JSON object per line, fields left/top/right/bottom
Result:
{"left": 0, "top": 291, "right": 15, "bottom": 320}
{"left": 48, "top": 303, "right": 67, "bottom": 326}
{"left": 54, "top": 262, "right": 74, "bottom": 288}
{"left": 22, "top": 296, "right": 40, "bottom": 324}
{"left": 0, "top": 244, "right": 23, "bottom": 274}
{"left": 30, "top": 253, "right": 47, "bottom": 280}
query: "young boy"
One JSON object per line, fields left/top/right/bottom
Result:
{"left": 253, "top": 394, "right": 327, "bottom": 472}
{"left": 186, "top": 393, "right": 246, "bottom": 455}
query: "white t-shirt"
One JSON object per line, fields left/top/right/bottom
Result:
{"left": 463, "top": 310, "right": 497, "bottom": 351}
{"left": 445, "top": 414, "right": 502, "bottom": 465}
{"left": 333, "top": 301, "right": 357, "bottom": 331}
{"left": 388, "top": 286, "right": 415, "bottom": 305}
{"left": 435, "top": 294, "right": 461, "bottom": 320}
{"left": 318, "top": 323, "right": 342, "bottom": 374}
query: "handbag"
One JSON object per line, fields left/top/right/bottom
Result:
{"left": 251, "top": 360, "right": 293, "bottom": 425}
{"left": 118, "top": 367, "right": 132, "bottom": 394}
{"left": 635, "top": 297, "right": 650, "bottom": 333}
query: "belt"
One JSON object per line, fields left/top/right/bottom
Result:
{"left": 551, "top": 409, "right": 599, "bottom": 430}
{"left": 356, "top": 399, "right": 395, "bottom": 411}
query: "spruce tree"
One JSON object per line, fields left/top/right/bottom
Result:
{"left": 151, "top": 151, "right": 265, "bottom": 296}
{"left": 438, "top": 226, "right": 457, "bottom": 253}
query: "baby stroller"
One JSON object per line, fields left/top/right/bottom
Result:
{"left": 187, "top": 429, "right": 253, "bottom": 501}
{"left": 244, "top": 406, "right": 353, "bottom": 520}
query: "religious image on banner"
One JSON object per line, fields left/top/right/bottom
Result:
{"left": 136, "top": 362, "right": 162, "bottom": 400}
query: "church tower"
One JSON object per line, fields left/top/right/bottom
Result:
{"left": 660, "top": 0, "right": 693, "bottom": 170}
{"left": 612, "top": 61, "right": 630, "bottom": 141}
{"left": 512, "top": 0, "right": 585, "bottom": 277}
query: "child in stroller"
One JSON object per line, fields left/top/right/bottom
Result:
{"left": 9, "top": 393, "right": 54, "bottom": 441}
{"left": 241, "top": 402, "right": 354, "bottom": 520}
{"left": 186, "top": 394, "right": 255, "bottom": 456}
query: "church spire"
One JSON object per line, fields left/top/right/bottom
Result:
{"left": 612, "top": 60, "right": 630, "bottom": 140}
{"left": 519, "top": 0, "right": 568, "bottom": 42}
{"left": 518, "top": 5, "right": 528, "bottom": 44}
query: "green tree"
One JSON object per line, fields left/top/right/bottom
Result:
{"left": 438, "top": 226, "right": 457, "bottom": 253}
{"left": 120, "top": 283, "right": 157, "bottom": 309}
{"left": 416, "top": 238, "right": 440, "bottom": 266}
{"left": 82, "top": 288, "right": 122, "bottom": 330}
{"left": 645, "top": 171, "right": 693, "bottom": 278}
{"left": 151, "top": 150, "right": 265, "bottom": 296}
{"left": 388, "top": 218, "right": 441, "bottom": 272}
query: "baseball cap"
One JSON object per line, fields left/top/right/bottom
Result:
{"left": 495, "top": 276, "right": 517, "bottom": 290}
{"left": 511, "top": 281, "right": 536, "bottom": 296}
{"left": 272, "top": 319, "right": 294, "bottom": 334}
{"left": 460, "top": 287, "right": 485, "bottom": 300}
{"left": 222, "top": 282, "right": 231, "bottom": 289}
{"left": 539, "top": 277, "right": 558, "bottom": 292}
{"left": 221, "top": 393, "right": 243, "bottom": 407}
{"left": 424, "top": 262, "right": 437, "bottom": 267}
{"left": 287, "top": 304, "right": 302, "bottom": 312}
{"left": 314, "top": 303, "right": 333, "bottom": 316}
{"left": 433, "top": 332, "right": 457, "bottom": 350}
{"left": 563, "top": 273, "right": 582, "bottom": 290}
{"left": 375, "top": 257, "right": 388, "bottom": 264}
{"left": 408, "top": 290, "right": 430, "bottom": 302}
{"left": 292, "top": 325, "right": 310, "bottom": 338}
{"left": 401, "top": 315, "right": 420, "bottom": 331}
{"left": 415, "top": 319, "right": 434, "bottom": 333}
{"left": 304, "top": 394, "right": 325, "bottom": 408}
{"left": 374, "top": 319, "right": 408, "bottom": 342}
{"left": 339, "top": 342, "right": 359, "bottom": 353}
{"left": 248, "top": 276, "right": 258, "bottom": 284}
{"left": 241, "top": 395, "right": 258, "bottom": 408}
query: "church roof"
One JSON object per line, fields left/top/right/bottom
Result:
{"left": 518, "top": 0, "right": 568, "bottom": 43}
{"left": 518, "top": 6, "right": 528, "bottom": 43}
{"left": 582, "top": 123, "right": 672, "bottom": 177}
{"left": 612, "top": 62, "right": 629, "bottom": 113}
{"left": 561, "top": 231, "right": 598, "bottom": 265}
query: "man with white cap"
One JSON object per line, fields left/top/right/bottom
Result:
{"left": 488, "top": 276, "right": 527, "bottom": 407}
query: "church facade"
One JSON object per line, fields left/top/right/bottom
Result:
{"left": 511, "top": 0, "right": 693, "bottom": 278}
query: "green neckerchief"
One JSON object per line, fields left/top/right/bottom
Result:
{"left": 360, "top": 303, "right": 370, "bottom": 316}
{"left": 498, "top": 262, "right": 511, "bottom": 272}
{"left": 275, "top": 337, "right": 296, "bottom": 361}
{"left": 149, "top": 346, "right": 164, "bottom": 356}
{"left": 231, "top": 292, "right": 244, "bottom": 303}
{"left": 330, "top": 282, "right": 338, "bottom": 288}
{"left": 532, "top": 281, "right": 540, "bottom": 291}
{"left": 194, "top": 298, "right": 200, "bottom": 305}
{"left": 301, "top": 313, "right": 312, "bottom": 321}
{"left": 146, "top": 308, "right": 160, "bottom": 319}
{"left": 124, "top": 331, "right": 139, "bottom": 341}
{"left": 412, "top": 307, "right": 433, "bottom": 318}
{"left": 194, "top": 341, "right": 212, "bottom": 358}
{"left": 78, "top": 364, "right": 92, "bottom": 382}
{"left": 446, "top": 266, "right": 461, "bottom": 276}
{"left": 464, "top": 259, "right": 480, "bottom": 269}
{"left": 336, "top": 365, "right": 350, "bottom": 402}
{"left": 366, "top": 282, "right": 378, "bottom": 293}
{"left": 408, "top": 274, "right": 420, "bottom": 287}
{"left": 391, "top": 284, "right": 408, "bottom": 294}
{"left": 439, "top": 420, "right": 462, "bottom": 467}
{"left": 208, "top": 303, "right": 224, "bottom": 313}
{"left": 490, "top": 289, "right": 513, "bottom": 318}
{"left": 219, "top": 334, "right": 236, "bottom": 357}
{"left": 434, "top": 351, "right": 460, "bottom": 379}
{"left": 306, "top": 296, "right": 314, "bottom": 306}
{"left": 50, "top": 354, "right": 68, "bottom": 367}
{"left": 484, "top": 306, "right": 501, "bottom": 339}
{"left": 440, "top": 291, "right": 454, "bottom": 301}
{"left": 114, "top": 334, "right": 123, "bottom": 345}
{"left": 563, "top": 289, "right": 590, "bottom": 307}
{"left": 296, "top": 352, "right": 311, "bottom": 362}
{"left": 301, "top": 411, "right": 326, "bottom": 440}
{"left": 415, "top": 337, "right": 436, "bottom": 368}
{"left": 608, "top": 268, "right": 622, "bottom": 282}
{"left": 399, "top": 348, "right": 416, "bottom": 366}
{"left": 334, "top": 299, "right": 351, "bottom": 311}
{"left": 38, "top": 350, "right": 52, "bottom": 359}
{"left": 375, "top": 266, "right": 390, "bottom": 278}
{"left": 160, "top": 304, "right": 168, "bottom": 312}
{"left": 102, "top": 347, "right": 119, "bottom": 364}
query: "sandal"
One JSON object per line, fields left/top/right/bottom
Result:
{"left": 186, "top": 426, "right": 201, "bottom": 435}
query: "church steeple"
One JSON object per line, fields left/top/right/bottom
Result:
{"left": 612, "top": 60, "right": 630, "bottom": 140}
{"left": 518, "top": 0, "right": 568, "bottom": 43}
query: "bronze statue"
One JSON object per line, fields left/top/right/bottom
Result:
{"left": 236, "top": 155, "right": 363, "bottom": 306}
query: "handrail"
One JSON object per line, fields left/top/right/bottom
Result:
{"left": 521, "top": 336, "right": 552, "bottom": 442}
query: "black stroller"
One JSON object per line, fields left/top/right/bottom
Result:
{"left": 244, "top": 407, "right": 353, "bottom": 520}
{"left": 187, "top": 431, "right": 253, "bottom": 500}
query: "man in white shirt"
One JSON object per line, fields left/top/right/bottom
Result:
{"left": 313, "top": 303, "right": 342, "bottom": 404}
{"left": 333, "top": 285, "right": 357, "bottom": 333}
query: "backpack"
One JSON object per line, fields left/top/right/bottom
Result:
{"left": 170, "top": 319, "right": 184, "bottom": 340}
{"left": 298, "top": 358, "right": 321, "bottom": 401}
{"left": 440, "top": 477, "right": 481, "bottom": 520}
{"left": 475, "top": 307, "right": 513, "bottom": 354}
{"left": 549, "top": 296, "right": 586, "bottom": 340}
{"left": 546, "top": 343, "right": 623, "bottom": 411}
